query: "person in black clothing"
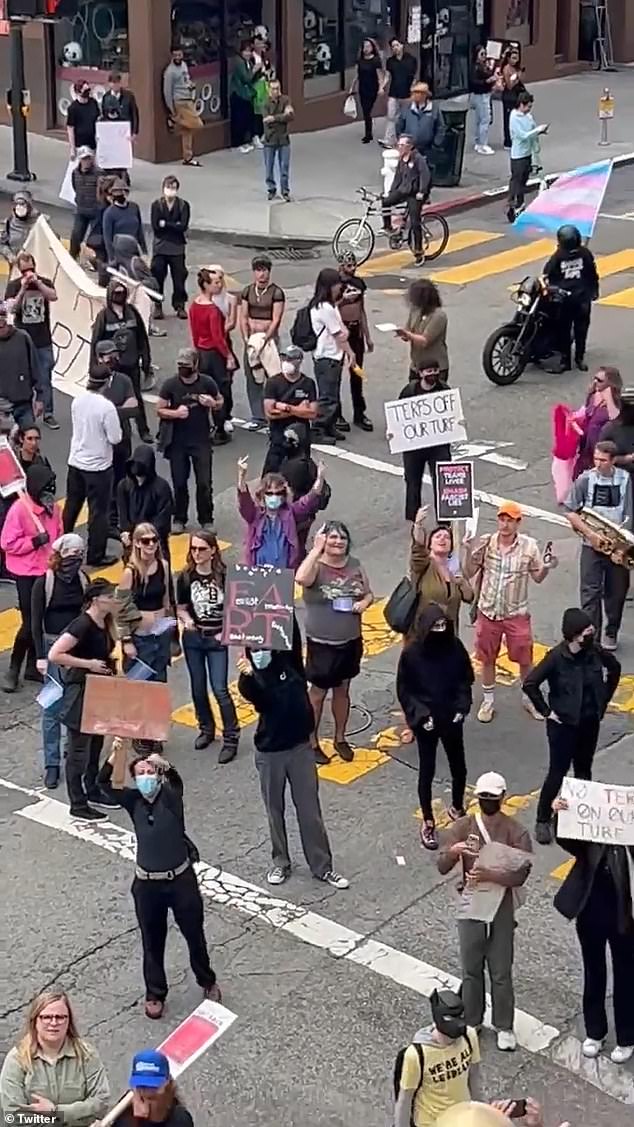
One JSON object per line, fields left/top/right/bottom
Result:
{"left": 381, "top": 37, "right": 418, "bottom": 147}
{"left": 102, "top": 180, "right": 146, "bottom": 266}
{"left": 0, "top": 301, "right": 43, "bottom": 428}
{"left": 48, "top": 578, "right": 120, "bottom": 822}
{"left": 381, "top": 134, "right": 431, "bottom": 265}
{"left": 543, "top": 224, "right": 600, "bottom": 373}
{"left": 553, "top": 795, "right": 634, "bottom": 1064}
{"left": 352, "top": 38, "right": 384, "bottom": 144}
{"left": 90, "top": 279, "right": 153, "bottom": 443}
{"left": 92, "top": 341, "right": 138, "bottom": 531}
{"left": 150, "top": 176, "right": 190, "bottom": 320}
{"left": 100, "top": 71, "right": 140, "bottom": 139}
{"left": 118, "top": 445, "right": 173, "bottom": 559}
{"left": 523, "top": 607, "right": 621, "bottom": 845}
{"left": 32, "top": 533, "right": 88, "bottom": 790}
{"left": 69, "top": 147, "right": 103, "bottom": 261}
{"left": 336, "top": 250, "right": 374, "bottom": 431}
{"left": 157, "top": 347, "right": 223, "bottom": 534}
{"left": 277, "top": 427, "right": 330, "bottom": 554}
{"left": 4, "top": 251, "right": 59, "bottom": 429}
{"left": 97, "top": 744, "right": 221, "bottom": 1019}
{"left": 394, "top": 363, "right": 451, "bottom": 523}
{"left": 237, "top": 648, "right": 349, "bottom": 890}
{"left": 262, "top": 345, "right": 317, "bottom": 474}
{"left": 599, "top": 386, "right": 634, "bottom": 473}
{"left": 397, "top": 603, "right": 474, "bottom": 851}
{"left": 13, "top": 424, "right": 52, "bottom": 474}
{"left": 67, "top": 81, "right": 100, "bottom": 156}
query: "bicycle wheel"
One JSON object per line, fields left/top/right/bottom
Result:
{"left": 421, "top": 212, "right": 450, "bottom": 261}
{"left": 332, "top": 218, "right": 375, "bottom": 266}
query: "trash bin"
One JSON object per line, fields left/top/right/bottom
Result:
{"left": 429, "top": 106, "right": 468, "bottom": 188}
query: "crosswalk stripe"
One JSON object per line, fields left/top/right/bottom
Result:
{"left": 428, "top": 238, "right": 554, "bottom": 286}
{"left": 595, "top": 248, "right": 634, "bottom": 278}
{"left": 358, "top": 229, "right": 502, "bottom": 277}
{"left": 598, "top": 286, "right": 634, "bottom": 308}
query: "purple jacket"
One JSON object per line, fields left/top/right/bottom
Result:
{"left": 238, "top": 486, "right": 321, "bottom": 569}
{"left": 574, "top": 396, "right": 610, "bottom": 477}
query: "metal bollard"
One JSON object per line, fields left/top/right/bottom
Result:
{"left": 598, "top": 87, "right": 614, "bottom": 146}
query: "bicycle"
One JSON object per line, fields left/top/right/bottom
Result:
{"left": 332, "top": 187, "right": 450, "bottom": 267}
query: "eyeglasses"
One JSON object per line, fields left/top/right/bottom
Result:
{"left": 264, "top": 490, "right": 285, "bottom": 497}
{"left": 190, "top": 544, "right": 212, "bottom": 553}
{"left": 38, "top": 1014, "right": 69, "bottom": 1024}
{"left": 137, "top": 536, "right": 158, "bottom": 546}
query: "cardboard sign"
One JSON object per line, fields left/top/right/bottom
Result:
{"left": 96, "top": 120, "right": 133, "bottom": 170}
{"left": 559, "top": 777, "right": 634, "bottom": 845}
{"left": 222, "top": 564, "right": 294, "bottom": 650}
{"left": 436, "top": 460, "right": 474, "bottom": 521}
{"left": 384, "top": 389, "right": 467, "bottom": 455}
{"left": 0, "top": 438, "right": 26, "bottom": 498}
{"left": 80, "top": 676, "right": 172, "bottom": 741}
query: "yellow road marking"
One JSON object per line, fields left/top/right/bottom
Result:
{"left": 476, "top": 643, "right": 634, "bottom": 715}
{"left": 358, "top": 229, "right": 502, "bottom": 277}
{"left": 429, "top": 238, "right": 554, "bottom": 286}
{"left": 599, "top": 287, "right": 634, "bottom": 309}
{"left": 596, "top": 248, "right": 634, "bottom": 279}
{"left": 0, "top": 608, "right": 25, "bottom": 652}
{"left": 551, "top": 858, "right": 574, "bottom": 882}
{"left": 316, "top": 738, "right": 391, "bottom": 784}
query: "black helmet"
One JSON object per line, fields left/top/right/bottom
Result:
{"left": 557, "top": 224, "right": 582, "bottom": 251}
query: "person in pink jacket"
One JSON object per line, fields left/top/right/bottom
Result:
{"left": 1, "top": 463, "right": 62, "bottom": 692}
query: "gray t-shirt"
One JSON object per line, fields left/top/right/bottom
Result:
{"left": 303, "top": 556, "right": 367, "bottom": 644}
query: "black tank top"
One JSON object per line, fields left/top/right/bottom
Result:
{"left": 130, "top": 561, "right": 166, "bottom": 612}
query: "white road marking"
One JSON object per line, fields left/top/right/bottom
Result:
{"left": 3, "top": 778, "right": 634, "bottom": 1104}
{"left": 480, "top": 452, "right": 529, "bottom": 471}
{"left": 600, "top": 213, "right": 634, "bottom": 222}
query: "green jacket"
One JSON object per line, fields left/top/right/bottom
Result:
{"left": 230, "top": 58, "right": 254, "bottom": 102}
{"left": 262, "top": 95, "right": 293, "bottom": 146}
{"left": 0, "top": 1041, "right": 110, "bottom": 1127}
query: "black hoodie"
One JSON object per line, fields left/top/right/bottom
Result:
{"left": 116, "top": 444, "right": 173, "bottom": 546}
{"left": 90, "top": 280, "right": 151, "bottom": 375}
{"left": 238, "top": 650, "right": 314, "bottom": 753}
{"left": 0, "top": 325, "right": 43, "bottom": 406}
{"left": 26, "top": 461, "right": 56, "bottom": 503}
{"left": 397, "top": 604, "right": 474, "bottom": 729}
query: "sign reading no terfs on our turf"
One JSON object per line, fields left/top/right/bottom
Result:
{"left": 222, "top": 564, "right": 294, "bottom": 650}
{"left": 384, "top": 389, "right": 467, "bottom": 454}
{"left": 435, "top": 460, "right": 475, "bottom": 521}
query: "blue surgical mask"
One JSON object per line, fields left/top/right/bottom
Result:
{"left": 136, "top": 774, "right": 160, "bottom": 800}
{"left": 251, "top": 651, "right": 272, "bottom": 670}
{"left": 264, "top": 494, "right": 283, "bottom": 511}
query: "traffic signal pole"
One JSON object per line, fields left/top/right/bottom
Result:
{"left": 6, "top": 20, "right": 36, "bottom": 181}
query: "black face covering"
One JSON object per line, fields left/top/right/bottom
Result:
{"left": 112, "top": 291, "right": 126, "bottom": 306}
{"left": 430, "top": 989, "right": 467, "bottom": 1040}
{"left": 579, "top": 634, "right": 594, "bottom": 650}
{"left": 479, "top": 797, "right": 502, "bottom": 816}
{"left": 58, "top": 556, "right": 83, "bottom": 581}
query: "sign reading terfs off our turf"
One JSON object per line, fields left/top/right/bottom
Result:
{"left": 435, "top": 460, "right": 474, "bottom": 521}
{"left": 384, "top": 389, "right": 467, "bottom": 454}
{"left": 222, "top": 564, "right": 294, "bottom": 650}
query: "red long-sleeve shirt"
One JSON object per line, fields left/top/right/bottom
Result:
{"left": 188, "top": 300, "right": 229, "bottom": 358}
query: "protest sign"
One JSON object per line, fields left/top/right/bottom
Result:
{"left": 81, "top": 676, "right": 172, "bottom": 741}
{"left": 436, "top": 460, "right": 474, "bottom": 521}
{"left": 384, "top": 388, "right": 467, "bottom": 454}
{"left": 222, "top": 564, "right": 294, "bottom": 650}
{"left": 96, "top": 120, "right": 133, "bottom": 170}
{"left": 59, "top": 159, "right": 77, "bottom": 205}
{"left": 24, "top": 216, "right": 151, "bottom": 399}
{"left": 559, "top": 777, "right": 634, "bottom": 845}
{"left": 0, "top": 437, "right": 26, "bottom": 497}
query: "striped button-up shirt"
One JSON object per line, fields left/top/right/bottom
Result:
{"left": 476, "top": 532, "right": 542, "bottom": 620}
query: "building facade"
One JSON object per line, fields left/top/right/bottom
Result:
{"left": 1, "top": 0, "right": 633, "bottom": 163}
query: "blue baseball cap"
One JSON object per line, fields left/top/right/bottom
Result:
{"left": 128, "top": 1049, "right": 171, "bottom": 1089}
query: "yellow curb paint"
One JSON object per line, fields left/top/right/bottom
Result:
{"left": 599, "top": 287, "right": 634, "bottom": 309}
{"left": 316, "top": 737, "right": 391, "bottom": 785}
{"left": 414, "top": 787, "right": 538, "bottom": 827}
{"left": 358, "top": 229, "right": 502, "bottom": 278}
{"left": 0, "top": 609, "right": 25, "bottom": 653}
{"left": 361, "top": 598, "right": 398, "bottom": 658}
{"left": 609, "top": 674, "right": 634, "bottom": 712}
{"left": 171, "top": 689, "right": 257, "bottom": 733}
{"left": 550, "top": 858, "right": 574, "bottom": 882}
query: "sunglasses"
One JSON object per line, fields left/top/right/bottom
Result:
{"left": 265, "top": 490, "right": 286, "bottom": 497}
{"left": 190, "top": 544, "right": 212, "bottom": 553}
{"left": 137, "top": 536, "right": 158, "bottom": 546}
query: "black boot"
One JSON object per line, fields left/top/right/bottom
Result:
{"left": 3, "top": 666, "right": 19, "bottom": 693}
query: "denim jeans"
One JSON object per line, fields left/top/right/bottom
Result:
{"left": 182, "top": 628, "right": 239, "bottom": 742}
{"left": 263, "top": 144, "right": 290, "bottom": 194}
{"left": 36, "top": 345, "right": 55, "bottom": 416}
{"left": 123, "top": 630, "right": 172, "bottom": 683}
{"left": 243, "top": 346, "right": 266, "bottom": 426}
{"left": 471, "top": 92, "right": 491, "bottom": 148}
{"left": 42, "top": 632, "right": 65, "bottom": 770}
{"left": 313, "top": 356, "right": 344, "bottom": 435}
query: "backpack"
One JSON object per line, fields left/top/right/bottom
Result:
{"left": 393, "top": 1043, "right": 425, "bottom": 1127}
{"left": 44, "top": 567, "right": 88, "bottom": 608}
{"left": 290, "top": 304, "right": 322, "bottom": 352}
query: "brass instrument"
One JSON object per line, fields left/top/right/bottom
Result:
{"left": 579, "top": 507, "right": 634, "bottom": 567}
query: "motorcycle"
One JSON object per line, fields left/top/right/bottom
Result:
{"left": 482, "top": 276, "right": 569, "bottom": 386}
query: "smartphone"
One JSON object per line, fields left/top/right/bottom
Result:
{"left": 543, "top": 540, "right": 553, "bottom": 564}
{"left": 465, "top": 833, "right": 480, "bottom": 854}
{"left": 509, "top": 1100, "right": 527, "bottom": 1119}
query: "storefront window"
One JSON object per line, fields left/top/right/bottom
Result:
{"left": 54, "top": 0, "right": 129, "bottom": 126}
{"left": 343, "top": 1, "right": 395, "bottom": 88}
{"left": 505, "top": 0, "right": 534, "bottom": 47}
{"left": 304, "top": 2, "right": 342, "bottom": 97}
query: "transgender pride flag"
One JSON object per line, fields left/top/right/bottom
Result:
{"left": 513, "top": 159, "right": 613, "bottom": 240}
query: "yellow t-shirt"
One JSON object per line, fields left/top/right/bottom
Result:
{"left": 400, "top": 1028, "right": 481, "bottom": 1127}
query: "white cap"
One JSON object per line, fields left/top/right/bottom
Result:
{"left": 474, "top": 771, "right": 506, "bottom": 797}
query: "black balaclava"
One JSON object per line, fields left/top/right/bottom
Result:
{"left": 562, "top": 607, "right": 593, "bottom": 643}
{"left": 26, "top": 463, "right": 56, "bottom": 514}
{"left": 430, "top": 989, "right": 467, "bottom": 1040}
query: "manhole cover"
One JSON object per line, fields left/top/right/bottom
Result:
{"left": 266, "top": 246, "right": 319, "bottom": 261}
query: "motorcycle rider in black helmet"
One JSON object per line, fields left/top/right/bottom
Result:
{"left": 542, "top": 224, "right": 599, "bottom": 373}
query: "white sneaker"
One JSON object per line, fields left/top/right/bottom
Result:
{"left": 253, "top": 136, "right": 264, "bottom": 149}
{"left": 239, "top": 144, "right": 254, "bottom": 154}
{"left": 477, "top": 699, "right": 495, "bottom": 723}
{"left": 320, "top": 870, "right": 350, "bottom": 890}
{"left": 582, "top": 1037, "right": 604, "bottom": 1058}
{"left": 496, "top": 1030, "right": 517, "bottom": 1052}
{"left": 224, "top": 419, "right": 234, "bottom": 434}
{"left": 611, "top": 1044, "right": 634, "bottom": 1064}
{"left": 481, "top": 145, "right": 495, "bottom": 155}
{"left": 474, "top": 144, "right": 484, "bottom": 154}
{"left": 266, "top": 866, "right": 290, "bottom": 885}
{"left": 244, "top": 420, "right": 260, "bottom": 431}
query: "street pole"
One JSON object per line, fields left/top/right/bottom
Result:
{"left": 6, "top": 20, "right": 36, "bottom": 182}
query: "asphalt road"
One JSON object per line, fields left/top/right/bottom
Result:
{"left": 1, "top": 167, "right": 634, "bottom": 1127}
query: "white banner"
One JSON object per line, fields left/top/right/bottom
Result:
{"left": 96, "top": 120, "right": 133, "bottom": 170}
{"left": 384, "top": 388, "right": 467, "bottom": 454}
{"left": 559, "top": 777, "right": 634, "bottom": 846}
{"left": 23, "top": 216, "right": 150, "bottom": 399}
{"left": 59, "top": 159, "right": 77, "bottom": 205}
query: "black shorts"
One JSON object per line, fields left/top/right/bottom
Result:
{"left": 306, "top": 636, "right": 363, "bottom": 690}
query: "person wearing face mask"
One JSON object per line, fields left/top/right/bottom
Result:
{"left": 390, "top": 362, "right": 451, "bottom": 523}
{"left": 237, "top": 648, "right": 348, "bottom": 889}
{"left": 120, "top": 1050, "right": 192, "bottom": 1127}
{"left": 438, "top": 772, "right": 533, "bottom": 1052}
{"left": 66, "top": 81, "right": 100, "bottom": 158}
{"left": 262, "top": 346, "right": 317, "bottom": 473}
{"left": 0, "top": 299, "right": 44, "bottom": 429}
{"left": 523, "top": 607, "right": 621, "bottom": 845}
{"left": 5, "top": 251, "right": 59, "bottom": 430}
{"left": 118, "top": 445, "right": 174, "bottom": 560}
{"left": 69, "top": 148, "right": 103, "bottom": 262}
{"left": 157, "top": 347, "right": 223, "bottom": 534}
{"left": 0, "top": 191, "right": 40, "bottom": 267}
{"left": 397, "top": 604, "right": 474, "bottom": 851}
{"left": 98, "top": 747, "right": 221, "bottom": 1018}
{"left": 90, "top": 279, "right": 153, "bottom": 444}
{"left": 1, "top": 463, "right": 62, "bottom": 694}
{"left": 31, "top": 534, "right": 89, "bottom": 789}
{"left": 150, "top": 177, "right": 190, "bottom": 321}
{"left": 100, "top": 71, "right": 140, "bottom": 141}
{"left": 237, "top": 457, "right": 325, "bottom": 571}
{"left": 102, "top": 181, "right": 146, "bottom": 267}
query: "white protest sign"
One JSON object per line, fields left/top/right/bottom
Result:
{"left": 24, "top": 216, "right": 151, "bottom": 399}
{"left": 559, "top": 777, "right": 634, "bottom": 845}
{"left": 59, "top": 159, "right": 77, "bottom": 205}
{"left": 384, "top": 388, "right": 467, "bottom": 454}
{"left": 96, "top": 120, "right": 133, "bottom": 170}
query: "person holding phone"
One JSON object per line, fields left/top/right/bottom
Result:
{"left": 507, "top": 92, "right": 548, "bottom": 223}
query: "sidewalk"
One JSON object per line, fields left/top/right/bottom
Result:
{"left": 0, "top": 69, "right": 632, "bottom": 244}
